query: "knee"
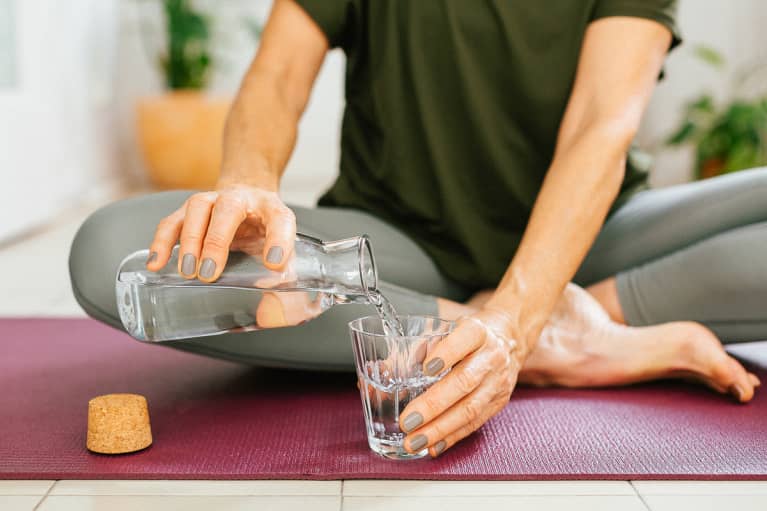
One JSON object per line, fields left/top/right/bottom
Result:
{"left": 69, "top": 203, "right": 125, "bottom": 325}
{"left": 69, "top": 192, "right": 186, "bottom": 324}
{"left": 70, "top": 191, "right": 193, "bottom": 324}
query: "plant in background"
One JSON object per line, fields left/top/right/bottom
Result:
{"left": 667, "top": 45, "right": 767, "bottom": 179}
{"left": 136, "top": 0, "right": 266, "bottom": 190}
{"left": 159, "top": 0, "right": 212, "bottom": 90}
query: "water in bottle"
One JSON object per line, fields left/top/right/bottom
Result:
{"left": 116, "top": 234, "right": 405, "bottom": 341}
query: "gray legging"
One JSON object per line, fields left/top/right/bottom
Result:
{"left": 69, "top": 167, "right": 767, "bottom": 371}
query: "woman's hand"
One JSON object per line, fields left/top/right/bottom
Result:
{"left": 146, "top": 184, "right": 296, "bottom": 281}
{"left": 145, "top": 0, "right": 328, "bottom": 282}
{"left": 399, "top": 307, "right": 524, "bottom": 457}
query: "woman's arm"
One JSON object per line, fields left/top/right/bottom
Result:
{"left": 217, "top": 0, "right": 327, "bottom": 192}
{"left": 147, "top": 0, "right": 328, "bottom": 280}
{"left": 401, "top": 16, "right": 673, "bottom": 457}
{"left": 485, "top": 16, "right": 673, "bottom": 351}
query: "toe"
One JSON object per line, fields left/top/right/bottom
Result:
{"left": 680, "top": 323, "right": 755, "bottom": 403}
{"left": 701, "top": 350, "right": 750, "bottom": 402}
{"left": 723, "top": 356, "right": 755, "bottom": 403}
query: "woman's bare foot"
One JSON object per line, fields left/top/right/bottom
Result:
{"left": 438, "top": 285, "right": 760, "bottom": 402}
{"left": 519, "top": 284, "right": 760, "bottom": 402}
{"left": 586, "top": 277, "right": 626, "bottom": 324}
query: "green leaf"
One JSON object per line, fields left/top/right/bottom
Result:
{"left": 161, "top": 0, "right": 212, "bottom": 90}
{"left": 696, "top": 130, "right": 728, "bottom": 163}
{"left": 689, "top": 95, "right": 715, "bottom": 114}
{"left": 723, "top": 141, "right": 761, "bottom": 172}
{"left": 694, "top": 45, "right": 726, "bottom": 69}
{"left": 667, "top": 120, "right": 697, "bottom": 145}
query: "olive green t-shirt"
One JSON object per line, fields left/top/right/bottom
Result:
{"left": 296, "top": 0, "right": 680, "bottom": 289}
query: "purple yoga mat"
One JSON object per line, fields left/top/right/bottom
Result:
{"left": 1, "top": 318, "right": 766, "bottom": 480}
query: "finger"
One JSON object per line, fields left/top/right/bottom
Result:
{"left": 279, "top": 290, "right": 324, "bottom": 325}
{"left": 147, "top": 206, "right": 185, "bottom": 271}
{"left": 749, "top": 373, "right": 761, "bottom": 388}
{"left": 403, "top": 375, "right": 498, "bottom": 454}
{"left": 422, "top": 318, "right": 486, "bottom": 377}
{"left": 255, "top": 292, "right": 287, "bottom": 328}
{"left": 255, "top": 290, "right": 324, "bottom": 328}
{"left": 400, "top": 349, "right": 493, "bottom": 433}
{"left": 259, "top": 198, "right": 296, "bottom": 271}
{"left": 197, "top": 194, "right": 248, "bottom": 282}
{"left": 177, "top": 193, "right": 216, "bottom": 279}
{"left": 427, "top": 398, "right": 506, "bottom": 457}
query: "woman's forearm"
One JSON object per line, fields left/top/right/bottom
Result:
{"left": 217, "top": 72, "right": 301, "bottom": 192}
{"left": 216, "top": 0, "right": 328, "bottom": 192}
{"left": 484, "top": 17, "right": 671, "bottom": 354}
{"left": 486, "top": 125, "right": 629, "bottom": 353}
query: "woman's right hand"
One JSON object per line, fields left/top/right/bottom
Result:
{"left": 146, "top": 184, "right": 296, "bottom": 282}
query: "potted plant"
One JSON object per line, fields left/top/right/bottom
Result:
{"left": 667, "top": 46, "right": 767, "bottom": 179}
{"left": 136, "top": 0, "right": 231, "bottom": 190}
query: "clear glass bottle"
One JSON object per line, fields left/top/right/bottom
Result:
{"left": 116, "top": 234, "right": 377, "bottom": 342}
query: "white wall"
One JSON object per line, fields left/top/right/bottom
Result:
{"left": 0, "top": 0, "right": 120, "bottom": 241}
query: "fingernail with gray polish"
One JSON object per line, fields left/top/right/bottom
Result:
{"left": 146, "top": 252, "right": 158, "bottom": 265}
{"left": 425, "top": 358, "right": 444, "bottom": 376}
{"left": 402, "top": 412, "right": 423, "bottom": 433}
{"left": 181, "top": 253, "right": 196, "bottom": 276}
{"left": 199, "top": 258, "right": 216, "bottom": 279}
{"left": 266, "top": 246, "right": 284, "bottom": 264}
{"left": 433, "top": 440, "right": 447, "bottom": 456}
{"left": 409, "top": 434, "right": 428, "bottom": 452}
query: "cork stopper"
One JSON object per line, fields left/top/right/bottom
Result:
{"left": 87, "top": 393, "right": 152, "bottom": 454}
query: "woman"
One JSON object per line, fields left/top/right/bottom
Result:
{"left": 70, "top": 0, "right": 763, "bottom": 458}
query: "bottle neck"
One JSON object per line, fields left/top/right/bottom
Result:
{"left": 320, "top": 234, "right": 378, "bottom": 300}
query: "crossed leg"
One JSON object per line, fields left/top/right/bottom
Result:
{"left": 452, "top": 168, "right": 767, "bottom": 402}
{"left": 449, "top": 284, "right": 760, "bottom": 403}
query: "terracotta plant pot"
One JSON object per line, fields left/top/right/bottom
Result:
{"left": 136, "top": 91, "right": 231, "bottom": 190}
{"left": 700, "top": 157, "right": 726, "bottom": 180}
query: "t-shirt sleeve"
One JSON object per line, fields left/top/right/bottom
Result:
{"left": 293, "top": 0, "right": 359, "bottom": 49}
{"left": 592, "top": 0, "right": 682, "bottom": 50}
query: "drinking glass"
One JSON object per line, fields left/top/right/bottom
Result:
{"left": 349, "top": 315, "right": 454, "bottom": 460}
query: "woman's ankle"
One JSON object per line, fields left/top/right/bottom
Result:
{"left": 586, "top": 277, "right": 626, "bottom": 324}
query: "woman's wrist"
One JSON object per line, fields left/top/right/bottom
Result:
{"left": 482, "top": 288, "right": 546, "bottom": 361}
{"left": 469, "top": 304, "right": 526, "bottom": 363}
{"left": 218, "top": 151, "right": 281, "bottom": 192}
{"left": 216, "top": 167, "right": 280, "bottom": 193}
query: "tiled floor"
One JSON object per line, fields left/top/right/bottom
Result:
{"left": 1, "top": 198, "right": 765, "bottom": 510}
{"left": 2, "top": 480, "right": 767, "bottom": 510}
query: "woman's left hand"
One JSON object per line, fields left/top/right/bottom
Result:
{"left": 399, "top": 307, "right": 524, "bottom": 457}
